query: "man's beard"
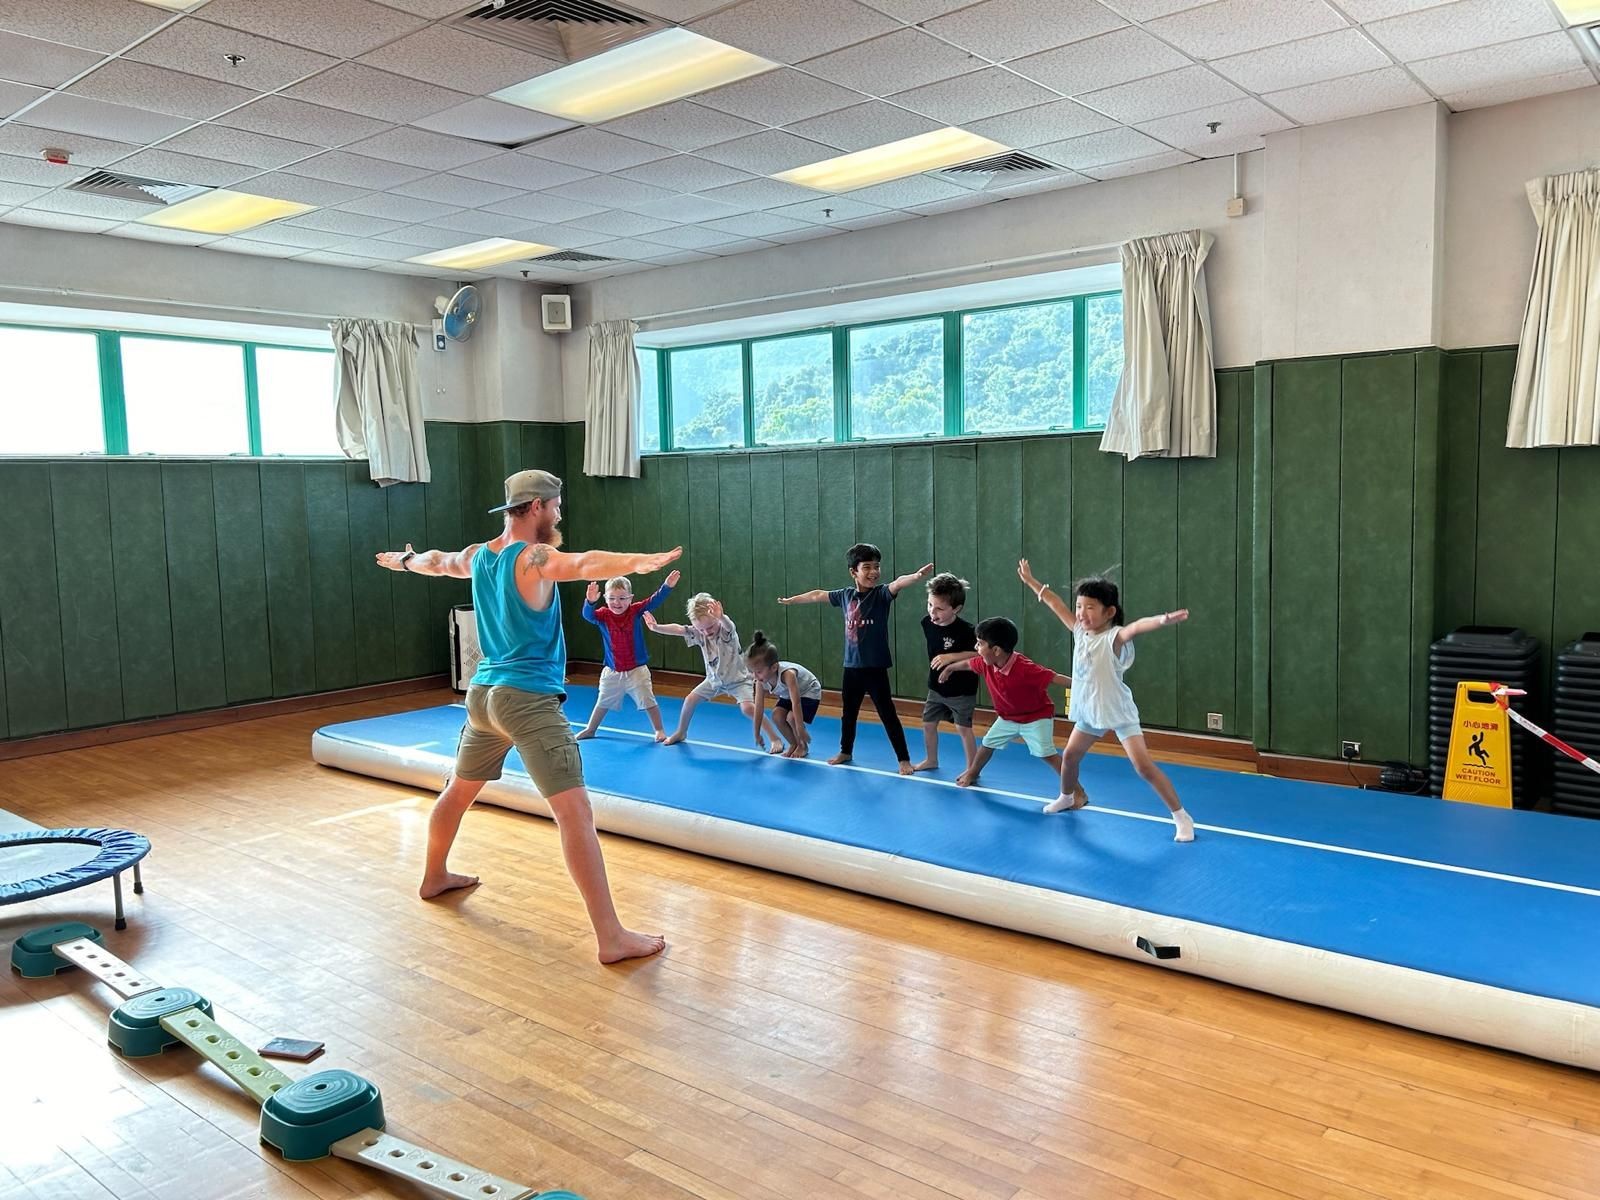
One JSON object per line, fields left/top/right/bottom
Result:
{"left": 534, "top": 515, "right": 562, "bottom": 548}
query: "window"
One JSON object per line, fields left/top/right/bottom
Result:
{"left": 1084, "top": 292, "right": 1124, "bottom": 428}
{"left": 669, "top": 343, "right": 744, "bottom": 449}
{"left": 962, "top": 300, "right": 1074, "bottom": 434}
{"left": 752, "top": 332, "right": 832, "bottom": 445}
{"left": 637, "top": 347, "right": 661, "bottom": 453}
{"left": 256, "top": 347, "right": 340, "bottom": 456}
{"left": 121, "top": 337, "right": 250, "bottom": 456}
{"left": 848, "top": 317, "right": 943, "bottom": 441}
{"left": 0, "top": 327, "right": 105, "bottom": 454}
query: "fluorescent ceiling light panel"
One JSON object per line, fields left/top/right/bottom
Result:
{"left": 138, "top": 189, "right": 314, "bottom": 234}
{"left": 1552, "top": 1, "right": 1600, "bottom": 24}
{"left": 492, "top": 28, "right": 776, "bottom": 124}
{"left": 407, "top": 238, "right": 555, "bottom": 270}
{"left": 775, "top": 128, "right": 1012, "bottom": 193}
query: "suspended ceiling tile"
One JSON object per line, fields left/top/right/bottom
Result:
{"left": 1334, "top": 0, "right": 1447, "bottom": 17}
{"left": 843, "top": 172, "right": 969, "bottom": 206}
{"left": 1078, "top": 65, "right": 1247, "bottom": 125}
{"left": 543, "top": 174, "right": 680, "bottom": 211}
{"left": 1409, "top": 33, "right": 1586, "bottom": 96}
{"left": 481, "top": 191, "right": 608, "bottom": 223}
{"left": 965, "top": 98, "right": 1118, "bottom": 148}
{"left": 283, "top": 148, "right": 432, "bottom": 189}
{"left": 639, "top": 222, "right": 738, "bottom": 248}
{"left": 22, "top": 188, "right": 159, "bottom": 219}
{"left": 886, "top": 71, "right": 1053, "bottom": 128}
{"left": 1134, "top": 97, "right": 1291, "bottom": 155}
{"left": 0, "top": 0, "right": 170, "bottom": 54}
{"left": 357, "top": 24, "right": 560, "bottom": 93}
{"left": 128, "top": 20, "right": 340, "bottom": 90}
{"left": 0, "top": 122, "right": 138, "bottom": 166}
{"left": 1145, "top": 0, "right": 1349, "bottom": 61}
{"left": 627, "top": 0, "right": 735, "bottom": 17}
{"left": 0, "top": 77, "right": 43, "bottom": 119}
{"left": 369, "top": 223, "right": 483, "bottom": 250}
{"left": 1210, "top": 28, "right": 1392, "bottom": 94}
{"left": 700, "top": 209, "right": 816, "bottom": 236}
{"left": 521, "top": 127, "right": 672, "bottom": 171}
{"left": 632, "top": 197, "right": 752, "bottom": 227}
{"left": 158, "top": 123, "right": 321, "bottom": 169}
{"left": 390, "top": 173, "right": 524, "bottom": 208}
{"left": 281, "top": 63, "right": 470, "bottom": 124}
{"left": 242, "top": 170, "right": 371, "bottom": 206}
{"left": 1263, "top": 65, "right": 1432, "bottom": 124}
{"left": 428, "top": 206, "right": 557, "bottom": 236}
{"left": 802, "top": 28, "right": 983, "bottom": 96}
{"left": 1101, "top": 0, "right": 1212, "bottom": 16}
{"left": 0, "top": 178, "right": 46, "bottom": 206}
{"left": 695, "top": 128, "right": 835, "bottom": 174}
{"left": 23, "top": 92, "right": 191, "bottom": 143}
{"left": 924, "top": 0, "right": 1126, "bottom": 62}
{"left": 455, "top": 152, "right": 593, "bottom": 190}
{"left": 68, "top": 59, "right": 260, "bottom": 121}
{"left": 697, "top": 175, "right": 818, "bottom": 209}
{"left": 284, "top": 207, "right": 405, "bottom": 235}
{"left": 689, "top": 0, "right": 899, "bottom": 65}
{"left": 1442, "top": 68, "right": 1596, "bottom": 111}
{"left": 337, "top": 192, "right": 462, "bottom": 223}
{"left": 1364, "top": 0, "right": 1559, "bottom": 63}
{"left": 342, "top": 126, "right": 501, "bottom": 171}
{"left": 859, "top": 0, "right": 976, "bottom": 17}
{"left": 411, "top": 97, "right": 574, "bottom": 145}
{"left": 214, "top": 95, "right": 393, "bottom": 147}
{"left": 3, "top": 208, "right": 122, "bottom": 232}
{"left": 105, "top": 222, "right": 219, "bottom": 245}
{"left": 767, "top": 193, "right": 886, "bottom": 223}
{"left": 580, "top": 235, "right": 688, "bottom": 260}
{"left": 0, "top": 30, "right": 105, "bottom": 89}
{"left": 1082, "top": 148, "right": 1199, "bottom": 179}
{"left": 614, "top": 153, "right": 759, "bottom": 193}
{"left": 1034, "top": 125, "right": 1172, "bottom": 168}
{"left": 1010, "top": 26, "right": 1191, "bottom": 96}
{"left": 695, "top": 69, "right": 865, "bottom": 127}
{"left": 600, "top": 101, "right": 767, "bottom": 153}
{"left": 563, "top": 209, "right": 678, "bottom": 237}
{"left": 195, "top": 0, "right": 429, "bottom": 59}
{"left": 0, "top": 152, "right": 80, "bottom": 186}
{"left": 230, "top": 221, "right": 348, "bottom": 248}
{"left": 107, "top": 146, "right": 260, "bottom": 186}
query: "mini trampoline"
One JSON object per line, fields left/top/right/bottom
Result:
{"left": 0, "top": 828, "right": 149, "bottom": 930}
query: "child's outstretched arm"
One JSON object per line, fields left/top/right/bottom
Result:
{"left": 930, "top": 652, "right": 977, "bottom": 684}
{"left": 887, "top": 563, "right": 935, "bottom": 595}
{"left": 1114, "top": 609, "right": 1189, "bottom": 650}
{"left": 778, "top": 589, "right": 830, "bottom": 605}
{"left": 1018, "top": 558, "right": 1077, "bottom": 630}
{"left": 640, "top": 569, "right": 681, "bottom": 612}
{"left": 581, "top": 582, "right": 601, "bottom": 625}
{"left": 643, "top": 611, "right": 689, "bottom": 637}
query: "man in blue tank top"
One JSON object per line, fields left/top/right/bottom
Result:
{"left": 378, "top": 469, "right": 680, "bottom": 964}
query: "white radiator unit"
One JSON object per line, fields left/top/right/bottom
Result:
{"left": 449, "top": 606, "right": 480, "bottom": 692}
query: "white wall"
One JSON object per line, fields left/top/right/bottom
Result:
{"left": 0, "top": 222, "right": 478, "bottom": 421}
{"left": 472, "top": 278, "right": 566, "bottom": 423}
{"left": 1442, "top": 86, "right": 1600, "bottom": 350}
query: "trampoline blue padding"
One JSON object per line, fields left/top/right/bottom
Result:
{"left": 0, "top": 828, "right": 149, "bottom": 903}
{"left": 313, "top": 688, "right": 1600, "bottom": 1069}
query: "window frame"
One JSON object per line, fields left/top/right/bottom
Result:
{"left": 0, "top": 319, "right": 338, "bottom": 459}
{"left": 638, "top": 287, "right": 1120, "bottom": 455}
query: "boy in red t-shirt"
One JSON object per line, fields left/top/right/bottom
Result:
{"left": 931, "top": 616, "right": 1068, "bottom": 792}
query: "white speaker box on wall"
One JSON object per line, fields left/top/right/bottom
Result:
{"left": 540, "top": 294, "right": 571, "bottom": 332}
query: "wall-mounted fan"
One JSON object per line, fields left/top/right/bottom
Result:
{"left": 434, "top": 284, "right": 482, "bottom": 343}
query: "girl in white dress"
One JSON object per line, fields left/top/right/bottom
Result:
{"left": 1016, "top": 559, "right": 1196, "bottom": 842}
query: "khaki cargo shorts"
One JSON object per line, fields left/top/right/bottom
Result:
{"left": 455, "top": 685, "right": 585, "bottom": 797}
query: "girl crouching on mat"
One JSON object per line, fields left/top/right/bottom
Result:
{"left": 1017, "top": 559, "right": 1197, "bottom": 842}
{"left": 746, "top": 632, "right": 822, "bottom": 758}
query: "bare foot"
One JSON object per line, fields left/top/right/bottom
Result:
{"left": 575, "top": 728, "right": 598, "bottom": 741}
{"left": 828, "top": 752, "right": 852, "bottom": 766}
{"left": 767, "top": 742, "right": 785, "bottom": 755}
{"left": 598, "top": 930, "right": 667, "bottom": 964}
{"left": 897, "top": 760, "right": 915, "bottom": 776}
{"left": 955, "top": 769, "right": 980, "bottom": 788}
{"left": 787, "top": 744, "right": 809, "bottom": 759}
{"left": 911, "top": 758, "right": 939, "bottom": 772}
{"left": 662, "top": 731, "right": 686, "bottom": 746}
{"left": 653, "top": 729, "right": 667, "bottom": 743}
{"left": 419, "top": 872, "right": 479, "bottom": 899}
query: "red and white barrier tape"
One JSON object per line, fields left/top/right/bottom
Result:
{"left": 1490, "top": 684, "right": 1600, "bottom": 776}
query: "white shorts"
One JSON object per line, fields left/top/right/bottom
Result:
{"left": 1074, "top": 720, "right": 1144, "bottom": 742}
{"left": 691, "top": 676, "right": 755, "bottom": 705}
{"left": 595, "top": 665, "right": 657, "bottom": 712}
{"left": 981, "top": 717, "right": 1058, "bottom": 757}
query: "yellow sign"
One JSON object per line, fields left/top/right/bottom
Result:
{"left": 1442, "top": 680, "right": 1513, "bottom": 808}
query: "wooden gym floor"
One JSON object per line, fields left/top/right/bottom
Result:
{"left": 3, "top": 689, "right": 1597, "bottom": 1200}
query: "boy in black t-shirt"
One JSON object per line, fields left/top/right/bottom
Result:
{"left": 913, "top": 572, "right": 979, "bottom": 776}
{"left": 779, "top": 542, "right": 932, "bottom": 775}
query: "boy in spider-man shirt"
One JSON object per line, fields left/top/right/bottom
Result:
{"left": 576, "top": 569, "right": 679, "bottom": 741}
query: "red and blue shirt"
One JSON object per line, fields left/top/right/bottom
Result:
{"left": 581, "top": 583, "right": 674, "bottom": 672}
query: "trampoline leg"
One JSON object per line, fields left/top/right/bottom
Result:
{"left": 133, "top": 862, "right": 144, "bottom": 895}
{"left": 113, "top": 872, "right": 126, "bottom": 932}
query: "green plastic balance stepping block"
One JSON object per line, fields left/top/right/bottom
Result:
{"left": 9, "top": 922, "right": 102, "bottom": 978}
{"left": 107, "top": 987, "right": 213, "bottom": 1058}
{"left": 259, "top": 1069, "right": 385, "bottom": 1162}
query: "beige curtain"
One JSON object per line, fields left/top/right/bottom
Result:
{"left": 584, "top": 319, "right": 640, "bottom": 478}
{"left": 332, "top": 319, "right": 429, "bottom": 485}
{"left": 1508, "top": 168, "right": 1600, "bottom": 448}
{"left": 1099, "top": 231, "right": 1217, "bottom": 460}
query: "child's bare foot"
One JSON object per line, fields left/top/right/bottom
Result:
{"left": 955, "top": 769, "right": 980, "bottom": 788}
{"left": 662, "top": 731, "right": 686, "bottom": 746}
{"left": 828, "top": 752, "right": 852, "bottom": 765}
{"left": 653, "top": 729, "right": 667, "bottom": 743}
{"left": 767, "top": 742, "right": 785, "bottom": 755}
{"left": 787, "top": 743, "right": 809, "bottom": 759}
{"left": 911, "top": 758, "right": 939, "bottom": 772}
{"left": 897, "top": 760, "right": 915, "bottom": 776}
{"left": 419, "top": 872, "right": 478, "bottom": 899}
{"left": 575, "top": 728, "right": 598, "bottom": 741}
{"left": 598, "top": 930, "right": 666, "bottom": 964}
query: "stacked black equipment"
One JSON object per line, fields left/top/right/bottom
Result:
{"left": 1428, "top": 627, "right": 1540, "bottom": 807}
{"left": 1552, "top": 634, "right": 1600, "bottom": 818}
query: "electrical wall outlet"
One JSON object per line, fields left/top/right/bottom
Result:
{"left": 1341, "top": 740, "right": 1361, "bottom": 760}
{"left": 1206, "top": 712, "right": 1224, "bottom": 731}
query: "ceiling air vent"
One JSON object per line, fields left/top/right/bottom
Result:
{"left": 65, "top": 170, "right": 210, "bottom": 207}
{"left": 529, "top": 249, "right": 615, "bottom": 264}
{"left": 940, "top": 151, "right": 1056, "bottom": 177}
{"left": 452, "top": 0, "right": 662, "bottom": 63}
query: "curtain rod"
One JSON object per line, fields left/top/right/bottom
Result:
{"left": 633, "top": 240, "right": 1124, "bottom": 325}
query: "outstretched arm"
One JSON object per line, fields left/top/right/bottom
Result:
{"left": 641, "top": 570, "right": 681, "bottom": 614}
{"left": 529, "top": 544, "right": 683, "bottom": 584}
{"left": 643, "top": 611, "right": 689, "bottom": 637}
{"left": 1018, "top": 557, "right": 1076, "bottom": 631}
{"left": 887, "top": 562, "right": 935, "bottom": 596}
{"left": 580, "top": 581, "right": 601, "bottom": 625}
{"left": 1114, "top": 609, "right": 1188, "bottom": 650}
{"left": 778, "top": 589, "right": 830, "bottom": 605}
{"left": 376, "top": 542, "right": 481, "bottom": 579}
